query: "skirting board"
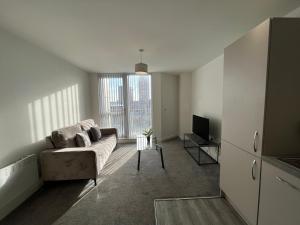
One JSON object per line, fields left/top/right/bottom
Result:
{"left": 117, "top": 136, "right": 179, "bottom": 143}
{"left": 161, "top": 136, "right": 179, "bottom": 142}
{"left": 221, "top": 191, "right": 251, "bottom": 225}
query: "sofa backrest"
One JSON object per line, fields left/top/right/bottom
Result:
{"left": 46, "top": 119, "right": 97, "bottom": 149}
{"left": 51, "top": 124, "right": 82, "bottom": 148}
{"left": 79, "top": 119, "right": 96, "bottom": 131}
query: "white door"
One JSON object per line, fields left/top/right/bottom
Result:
{"left": 161, "top": 75, "right": 179, "bottom": 139}
{"left": 220, "top": 141, "right": 261, "bottom": 225}
{"left": 222, "top": 20, "right": 270, "bottom": 156}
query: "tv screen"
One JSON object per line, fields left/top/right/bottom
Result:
{"left": 192, "top": 115, "right": 209, "bottom": 140}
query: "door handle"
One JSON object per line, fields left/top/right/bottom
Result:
{"left": 251, "top": 160, "right": 256, "bottom": 180}
{"left": 253, "top": 130, "right": 258, "bottom": 152}
{"left": 276, "top": 176, "right": 300, "bottom": 192}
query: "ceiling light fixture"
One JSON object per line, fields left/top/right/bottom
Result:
{"left": 135, "top": 49, "right": 148, "bottom": 74}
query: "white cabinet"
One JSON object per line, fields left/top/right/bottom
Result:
{"left": 220, "top": 141, "right": 261, "bottom": 225}
{"left": 222, "top": 20, "right": 269, "bottom": 157}
{"left": 221, "top": 18, "right": 300, "bottom": 225}
{"left": 221, "top": 20, "right": 269, "bottom": 225}
{"left": 222, "top": 18, "right": 300, "bottom": 158}
{"left": 258, "top": 161, "right": 300, "bottom": 225}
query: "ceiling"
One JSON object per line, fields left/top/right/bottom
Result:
{"left": 0, "top": 0, "right": 299, "bottom": 74}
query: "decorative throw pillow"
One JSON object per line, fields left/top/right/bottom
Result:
{"left": 76, "top": 131, "right": 92, "bottom": 147}
{"left": 90, "top": 126, "right": 102, "bottom": 142}
{"left": 51, "top": 124, "right": 82, "bottom": 148}
{"left": 45, "top": 136, "right": 55, "bottom": 149}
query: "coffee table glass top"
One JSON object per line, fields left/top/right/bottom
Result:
{"left": 136, "top": 135, "right": 161, "bottom": 151}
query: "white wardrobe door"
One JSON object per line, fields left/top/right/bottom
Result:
{"left": 222, "top": 19, "right": 270, "bottom": 156}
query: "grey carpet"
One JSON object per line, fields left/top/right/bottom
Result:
{"left": 155, "top": 197, "right": 246, "bottom": 225}
{"left": 1, "top": 139, "right": 220, "bottom": 225}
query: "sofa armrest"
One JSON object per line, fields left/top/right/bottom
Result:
{"left": 40, "top": 148, "right": 98, "bottom": 181}
{"left": 100, "top": 128, "right": 118, "bottom": 138}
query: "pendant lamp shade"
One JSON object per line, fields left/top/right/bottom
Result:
{"left": 135, "top": 63, "right": 148, "bottom": 74}
{"left": 135, "top": 49, "right": 148, "bottom": 74}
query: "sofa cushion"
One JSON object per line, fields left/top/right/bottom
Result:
{"left": 92, "top": 134, "right": 117, "bottom": 171}
{"left": 76, "top": 131, "right": 92, "bottom": 147}
{"left": 45, "top": 136, "right": 55, "bottom": 149}
{"left": 79, "top": 119, "right": 97, "bottom": 140}
{"left": 90, "top": 126, "right": 102, "bottom": 142}
{"left": 51, "top": 124, "right": 82, "bottom": 148}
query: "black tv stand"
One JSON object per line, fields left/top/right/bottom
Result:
{"left": 183, "top": 133, "right": 220, "bottom": 165}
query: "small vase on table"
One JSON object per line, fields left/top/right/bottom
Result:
{"left": 143, "top": 128, "right": 153, "bottom": 145}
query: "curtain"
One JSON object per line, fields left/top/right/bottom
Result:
{"left": 98, "top": 73, "right": 152, "bottom": 138}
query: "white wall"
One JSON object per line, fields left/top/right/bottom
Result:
{"left": 286, "top": 6, "right": 300, "bottom": 17}
{"left": 89, "top": 73, "right": 100, "bottom": 124}
{"left": 161, "top": 74, "right": 179, "bottom": 140}
{"left": 179, "top": 73, "right": 192, "bottom": 139}
{"left": 177, "top": 56, "right": 223, "bottom": 160}
{"left": 191, "top": 55, "right": 224, "bottom": 142}
{"left": 0, "top": 27, "right": 91, "bottom": 167}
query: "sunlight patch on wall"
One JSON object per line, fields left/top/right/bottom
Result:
{"left": 28, "top": 103, "right": 35, "bottom": 143}
{"left": 34, "top": 99, "right": 44, "bottom": 141}
{"left": 28, "top": 84, "right": 80, "bottom": 143}
{"left": 56, "top": 91, "right": 64, "bottom": 128}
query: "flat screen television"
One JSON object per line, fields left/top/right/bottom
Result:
{"left": 192, "top": 115, "right": 209, "bottom": 140}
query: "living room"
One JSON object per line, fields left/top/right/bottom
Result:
{"left": 0, "top": 1, "right": 300, "bottom": 225}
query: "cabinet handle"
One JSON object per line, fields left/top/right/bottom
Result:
{"left": 275, "top": 176, "right": 300, "bottom": 192}
{"left": 253, "top": 131, "right": 258, "bottom": 152}
{"left": 251, "top": 160, "right": 256, "bottom": 180}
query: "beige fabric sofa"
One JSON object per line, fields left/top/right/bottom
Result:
{"left": 40, "top": 119, "right": 117, "bottom": 185}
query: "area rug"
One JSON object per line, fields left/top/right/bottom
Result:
{"left": 154, "top": 196, "right": 246, "bottom": 225}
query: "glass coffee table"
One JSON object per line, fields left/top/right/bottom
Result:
{"left": 136, "top": 135, "right": 165, "bottom": 171}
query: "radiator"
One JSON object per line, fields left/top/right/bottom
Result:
{"left": 0, "top": 155, "right": 40, "bottom": 220}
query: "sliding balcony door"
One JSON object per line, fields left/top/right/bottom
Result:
{"left": 98, "top": 74, "right": 152, "bottom": 138}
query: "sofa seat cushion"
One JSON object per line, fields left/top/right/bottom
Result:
{"left": 51, "top": 124, "right": 82, "bottom": 148}
{"left": 92, "top": 134, "right": 117, "bottom": 170}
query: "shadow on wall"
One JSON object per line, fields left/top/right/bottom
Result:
{"left": 28, "top": 84, "right": 81, "bottom": 143}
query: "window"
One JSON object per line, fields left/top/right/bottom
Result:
{"left": 98, "top": 73, "right": 152, "bottom": 138}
